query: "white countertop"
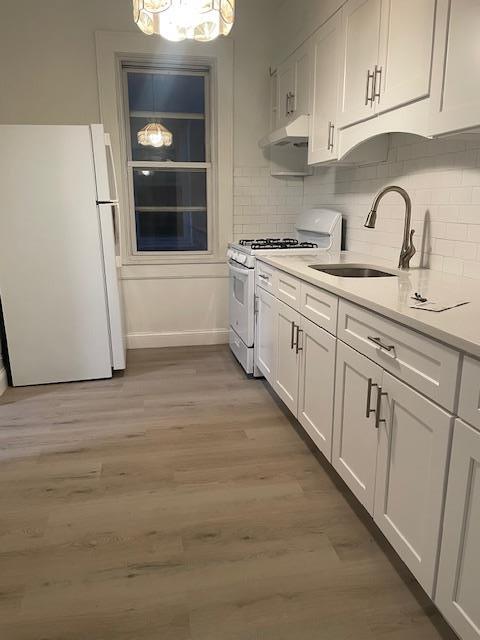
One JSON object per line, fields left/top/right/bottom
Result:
{"left": 257, "top": 251, "right": 480, "bottom": 358}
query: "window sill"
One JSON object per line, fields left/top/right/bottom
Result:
{"left": 123, "top": 252, "right": 228, "bottom": 266}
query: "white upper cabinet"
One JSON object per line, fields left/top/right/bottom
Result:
{"left": 436, "top": 419, "right": 480, "bottom": 640}
{"left": 276, "top": 41, "right": 312, "bottom": 129}
{"left": 374, "top": 372, "right": 454, "bottom": 596}
{"left": 338, "top": 0, "right": 436, "bottom": 129}
{"left": 377, "top": 0, "right": 436, "bottom": 114}
{"left": 333, "top": 340, "right": 382, "bottom": 513}
{"left": 308, "top": 11, "right": 343, "bottom": 164}
{"left": 430, "top": 0, "right": 480, "bottom": 136}
{"left": 338, "top": 0, "right": 382, "bottom": 128}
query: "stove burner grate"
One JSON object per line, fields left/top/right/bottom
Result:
{"left": 249, "top": 240, "right": 319, "bottom": 250}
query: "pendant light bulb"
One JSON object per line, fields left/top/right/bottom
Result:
{"left": 133, "top": 0, "right": 235, "bottom": 42}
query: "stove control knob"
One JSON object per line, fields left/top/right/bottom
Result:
{"left": 226, "top": 249, "right": 233, "bottom": 259}
{"left": 237, "top": 253, "right": 247, "bottom": 264}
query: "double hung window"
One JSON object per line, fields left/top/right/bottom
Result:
{"left": 123, "top": 66, "right": 211, "bottom": 254}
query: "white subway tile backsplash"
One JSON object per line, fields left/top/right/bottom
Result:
{"left": 302, "top": 133, "right": 480, "bottom": 279}
{"left": 234, "top": 136, "right": 480, "bottom": 279}
{"left": 233, "top": 168, "right": 304, "bottom": 241}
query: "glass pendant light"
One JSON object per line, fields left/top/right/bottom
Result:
{"left": 137, "top": 74, "right": 173, "bottom": 148}
{"left": 133, "top": 0, "right": 235, "bottom": 42}
{"left": 138, "top": 122, "right": 173, "bottom": 148}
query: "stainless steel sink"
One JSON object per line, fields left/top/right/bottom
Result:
{"left": 309, "top": 265, "right": 398, "bottom": 278}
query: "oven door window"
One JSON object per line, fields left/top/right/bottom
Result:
{"left": 229, "top": 263, "right": 254, "bottom": 347}
{"left": 233, "top": 274, "right": 245, "bottom": 305}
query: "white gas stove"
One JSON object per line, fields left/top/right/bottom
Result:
{"left": 227, "top": 238, "right": 322, "bottom": 269}
{"left": 228, "top": 209, "right": 343, "bottom": 376}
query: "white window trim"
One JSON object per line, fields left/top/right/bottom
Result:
{"left": 95, "top": 30, "right": 233, "bottom": 266}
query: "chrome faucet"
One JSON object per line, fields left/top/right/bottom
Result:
{"left": 365, "top": 185, "right": 416, "bottom": 270}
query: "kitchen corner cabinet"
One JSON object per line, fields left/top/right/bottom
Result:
{"left": 276, "top": 41, "right": 311, "bottom": 129}
{"left": 338, "top": 0, "right": 436, "bottom": 129}
{"left": 308, "top": 11, "right": 343, "bottom": 165}
{"left": 333, "top": 340, "right": 382, "bottom": 513}
{"left": 436, "top": 419, "right": 480, "bottom": 640}
{"left": 255, "top": 287, "right": 276, "bottom": 384}
{"left": 430, "top": 0, "right": 480, "bottom": 136}
{"left": 374, "top": 372, "right": 454, "bottom": 596}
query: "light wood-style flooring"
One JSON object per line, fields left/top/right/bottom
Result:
{"left": 0, "top": 346, "right": 457, "bottom": 639}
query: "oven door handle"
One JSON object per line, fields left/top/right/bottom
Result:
{"left": 228, "top": 261, "right": 251, "bottom": 276}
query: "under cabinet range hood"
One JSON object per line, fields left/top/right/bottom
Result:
{"left": 259, "top": 115, "right": 310, "bottom": 148}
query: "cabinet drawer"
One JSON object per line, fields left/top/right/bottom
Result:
{"left": 276, "top": 270, "right": 301, "bottom": 310}
{"left": 459, "top": 356, "right": 480, "bottom": 432}
{"left": 256, "top": 262, "right": 276, "bottom": 293}
{"left": 300, "top": 282, "right": 338, "bottom": 335}
{"left": 338, "top": 300, "right": 460, "bottom": 410}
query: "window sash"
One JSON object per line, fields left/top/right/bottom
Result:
{"left": 126, "top": 165, "right": 213, "bottom": 257}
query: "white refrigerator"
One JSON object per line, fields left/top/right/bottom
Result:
{"left": 0, "top": 124, "right": 126, "bottom": 386}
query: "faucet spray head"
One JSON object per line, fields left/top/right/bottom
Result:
{"left": 364, "top": 208, "right": 377, "bottom": 229}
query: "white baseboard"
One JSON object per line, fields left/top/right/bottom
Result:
{"left": 127, "top": 329, "right": 230, "bottom": 349}
{"left": 0, "top": 366, "right": 7, "bottom": 397}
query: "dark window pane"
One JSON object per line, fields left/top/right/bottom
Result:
{"left": 130, "top": 117, "right": 205, "bottom": 162}
{"left": 133, "top": 170, "right": 207, "bottom": 209}
{"left": 136, "top": 211, "right": 207, "bottom": 252}
{"left": 127, "top": 72, "right": 205, "bottom": 114}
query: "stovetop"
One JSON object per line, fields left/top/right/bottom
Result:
{"left": 237, "top": 238, "right": 319, "bottom": 251}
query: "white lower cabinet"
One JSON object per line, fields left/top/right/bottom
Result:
{"left": 255, "top": 287, "right": 276, "bottom": 384}
{"left": 333, "top": 340, "right": 382, "bottom": 513}
{"left": 374, "top": 372, "right": 454, "bottom": 596}
{"left": 297, "top": 317, "right": 336, "bottom": 461}
{"left": 267, "top": 296, "right": 337, "bottom": 462}
{"left": 436, "top": 419, "right": 480, "bottom": 640}
{"left": 274, "top": 300, "right": 301, "bottom": 414}
{"left": 256, "top": 265, "right": 479, "bottom": 636}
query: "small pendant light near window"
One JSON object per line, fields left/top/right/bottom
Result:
{"left": 138, "top": 122, "right": 173, "bottom": 148}
{"left": 133, "top": 0, "right": 235, "bottom": 42}
{"left": 137, "top": 74, "right": 173, "bottom": 148}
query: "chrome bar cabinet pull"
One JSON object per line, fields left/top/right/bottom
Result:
{"left": 374, "top": 65, "right": 382, "bottom": 102}
{"left": 375, "top": 387, "right": 388, "bottom": 430}
{"left": 365, "top": 69, "right": 375, "bottom": 106}
{"left": 366, "top": 377, "right": 379, "bottom": 418}
{"left": 368, "top": 336, "right": 395, "bottom": 352}
{"left": 327, "top": 122, "right": 335, "bottom": 151}
{"left": 295, "top": 326, "right": 303, "bottom": 354}
{"left": 290, "top": 321, "right": 296, "bottom": 350}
